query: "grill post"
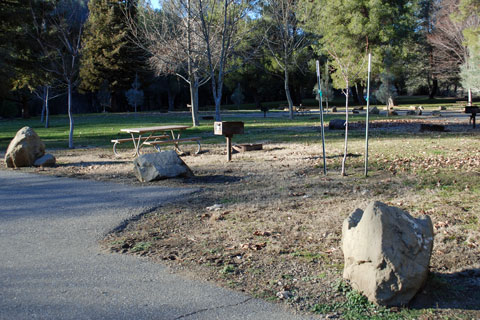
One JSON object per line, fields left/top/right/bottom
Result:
{"left": 214, "top": 121, "right": 244, "bottom": 161}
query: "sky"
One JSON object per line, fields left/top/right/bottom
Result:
{"left": 150, "top": 0, "right": 160, "bottom": 9}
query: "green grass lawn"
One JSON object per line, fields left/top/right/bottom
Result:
{"left": 0, "top": 94, "right": 475, "bottom": 153}
{"left": 0, "top": 111, "right": 392, "bottom": 150}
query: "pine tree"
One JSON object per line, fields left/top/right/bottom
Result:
{"left": 301, "top": 0, "right": 416, "bottom": 176}
{"left": 1, "top": 0, "right": 60, "bottom": 119}
{"left": 0, "top": 0, "right": 33, "bottom": 110}
{"left": 80, "top": 0, "right": 141, "bottom": 111}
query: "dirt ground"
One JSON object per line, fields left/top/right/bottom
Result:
{"left": 2, "top": 117, "right": 480, "bottom": 319}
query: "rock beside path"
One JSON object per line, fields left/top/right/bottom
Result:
{"left": 34, "top": 154, "right": 56, "bottom": 167}
{"left": 5, "top": 127, "right": 45, "bottom": 168}
{"left": 133, "top": 151, "right": 194, "bottom": 182}
{"left": 342, "top": 201, "right": 434, "bottom": 306}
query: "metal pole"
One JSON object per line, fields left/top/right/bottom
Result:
{"left": 316, "top": 60, "right": 327, "bottom": 175}
{"left": 226, "top": 135, "right": 232, "bottom": 161}
{"left": 364, "top": 53, "right": 372, "bottom": 177}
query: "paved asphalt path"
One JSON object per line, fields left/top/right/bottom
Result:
{"left": 0, "top": 171, "right": 318, "bottom": 320}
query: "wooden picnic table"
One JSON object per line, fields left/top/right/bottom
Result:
{"left": 113, "top": 125, "right": 196, "bottom": 157}
{"left": 465, "top": 106, "right": 480, "bottom": 128}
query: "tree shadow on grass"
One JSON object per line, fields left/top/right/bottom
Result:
{"left": 409, "top": 268, "right": 480, "bottom": 311}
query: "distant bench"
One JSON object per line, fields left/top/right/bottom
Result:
{"left": 144, "top": 137, "right": 202, "bottom": 155}
{"left": 295, "top": 105, "right": 310, "bottom": 115}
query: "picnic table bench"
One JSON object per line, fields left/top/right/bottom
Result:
{"left": 111, "top": 135, "right": 169, "bottom": 155}
{"left": 295, "top": 105, "right": 310, "bottom": 115}
{"left": 112, "top": 125, "right": 201, "bottom": 156}
{"left": 465, "top": 106, "right": 480, "bottom": 128}
{"left": 143, "top": 137, "right": 201, "bottom": 154}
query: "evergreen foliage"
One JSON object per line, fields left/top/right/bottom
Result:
{"left": 301, "top": 0, "right": 416, "bottom": 90}
{"left": 80, "top": 0, "right": 141, "bottom": 108}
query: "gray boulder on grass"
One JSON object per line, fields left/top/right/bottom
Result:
{"left": 5, "top": 127, "right": 45, "bottom": 168}
{"left": 342, "top": 201, "right": 434, "bottom": 306}
{"left": 369, "top": 106, "right": 380, "bottom": 115}
{"left": 133, "top": 150, "right": 194, "bottom": 182}
{"left": 329, "top": 119, "right": 347, "bottom": 130}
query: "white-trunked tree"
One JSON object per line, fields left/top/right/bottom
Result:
{"left": 197, "top": 0, "right": 254, "bottom": 121}
{"left": 29, "top": 0, "right": 87, "bottom": 148}
{"left": 125, "top": 0, "right": 210, "bottom": 126}
{"left": 261, "top": 0, "right": 308, "bottom": 120}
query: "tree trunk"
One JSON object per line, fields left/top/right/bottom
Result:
{"left": 111, "top": 93, "right": 119, "bottom": 112}
{"left": 356, "top": 83, "right": 365, "bottom": 105}
{"left": 167, "top": 88, "right": 175, "bottom": 112}
{"left": 189, "top": 80, "right": 200, "bottom": 127}
{"left": 324, "top": 62, "right": 330, "bottom": 111}
{"left": 214, "top": 70, "right": 225, "bottom": 121}
{"left": 45, "top": 86, "right": 50, "bottom": 129}
{"left": 21, "top": 94, "right": 30, "bottom": 119}
{"left": 67, "top": 81, "right": 74, "bottom": 149}
{"left": 351, "top": 85, "right": 360, "bottom": 104}
{"left": 215, "top": 96, "right": 222, "bottom": 121}
{"left": 429, "top": 78, "right": 438, "bottom": 99}
{"left": 40, "top": 87, "right": 46, "bottom": 123}
{"left": 292, "top": 85, "right": 302, "bottom": 105}
{"left": 213, "top": 71, "right": 222, "bottom": 121}
{"left": 284, "top": 68, "right": 294, "bottom": 120}
{"left": 341, "top": 82, "right": 349, "bottom": 176}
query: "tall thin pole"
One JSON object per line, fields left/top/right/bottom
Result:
{"left": 364, "top": 53, "right": 372, "bottom": 177}
{"left": 316, "top": 60, "right": 327, "bottom": 175}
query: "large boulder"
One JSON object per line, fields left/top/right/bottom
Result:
{"left": 342, "top": 201, "right": 434, "bottom": 306}
{"left": 369, "top": 106, "right": 380, "bottom": 115}
{"left": 133, "top": 150, "right": 194, "bottom": 182}
{"left": 329, "top": 119, "right": 347, "bottom": 130}
{"left": 5, "top": 127, "right": 45, "bottom": 168}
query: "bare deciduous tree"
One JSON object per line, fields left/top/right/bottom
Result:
{"left": 126, "top": 0, "right": 210, "bottom": 126}
{"left": 324, "top": 44, "right": 367, "bottom": 176}
{"left": 197, "top": 0, "right": 253, "bottom": 121}
{"left": 29, "top": 0, "right": 87, "bottom": 148}
{"left": 33, "top": 84, "right": 64, "bottom": 128}
{"left": 262, "top": 0, "right": 308, "bottom": 120}
{"left": 428, "top": 0, "right": 479, "bottom": 100}
{"left": 126, "top": 0, "right": 253, "bottom": 124}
